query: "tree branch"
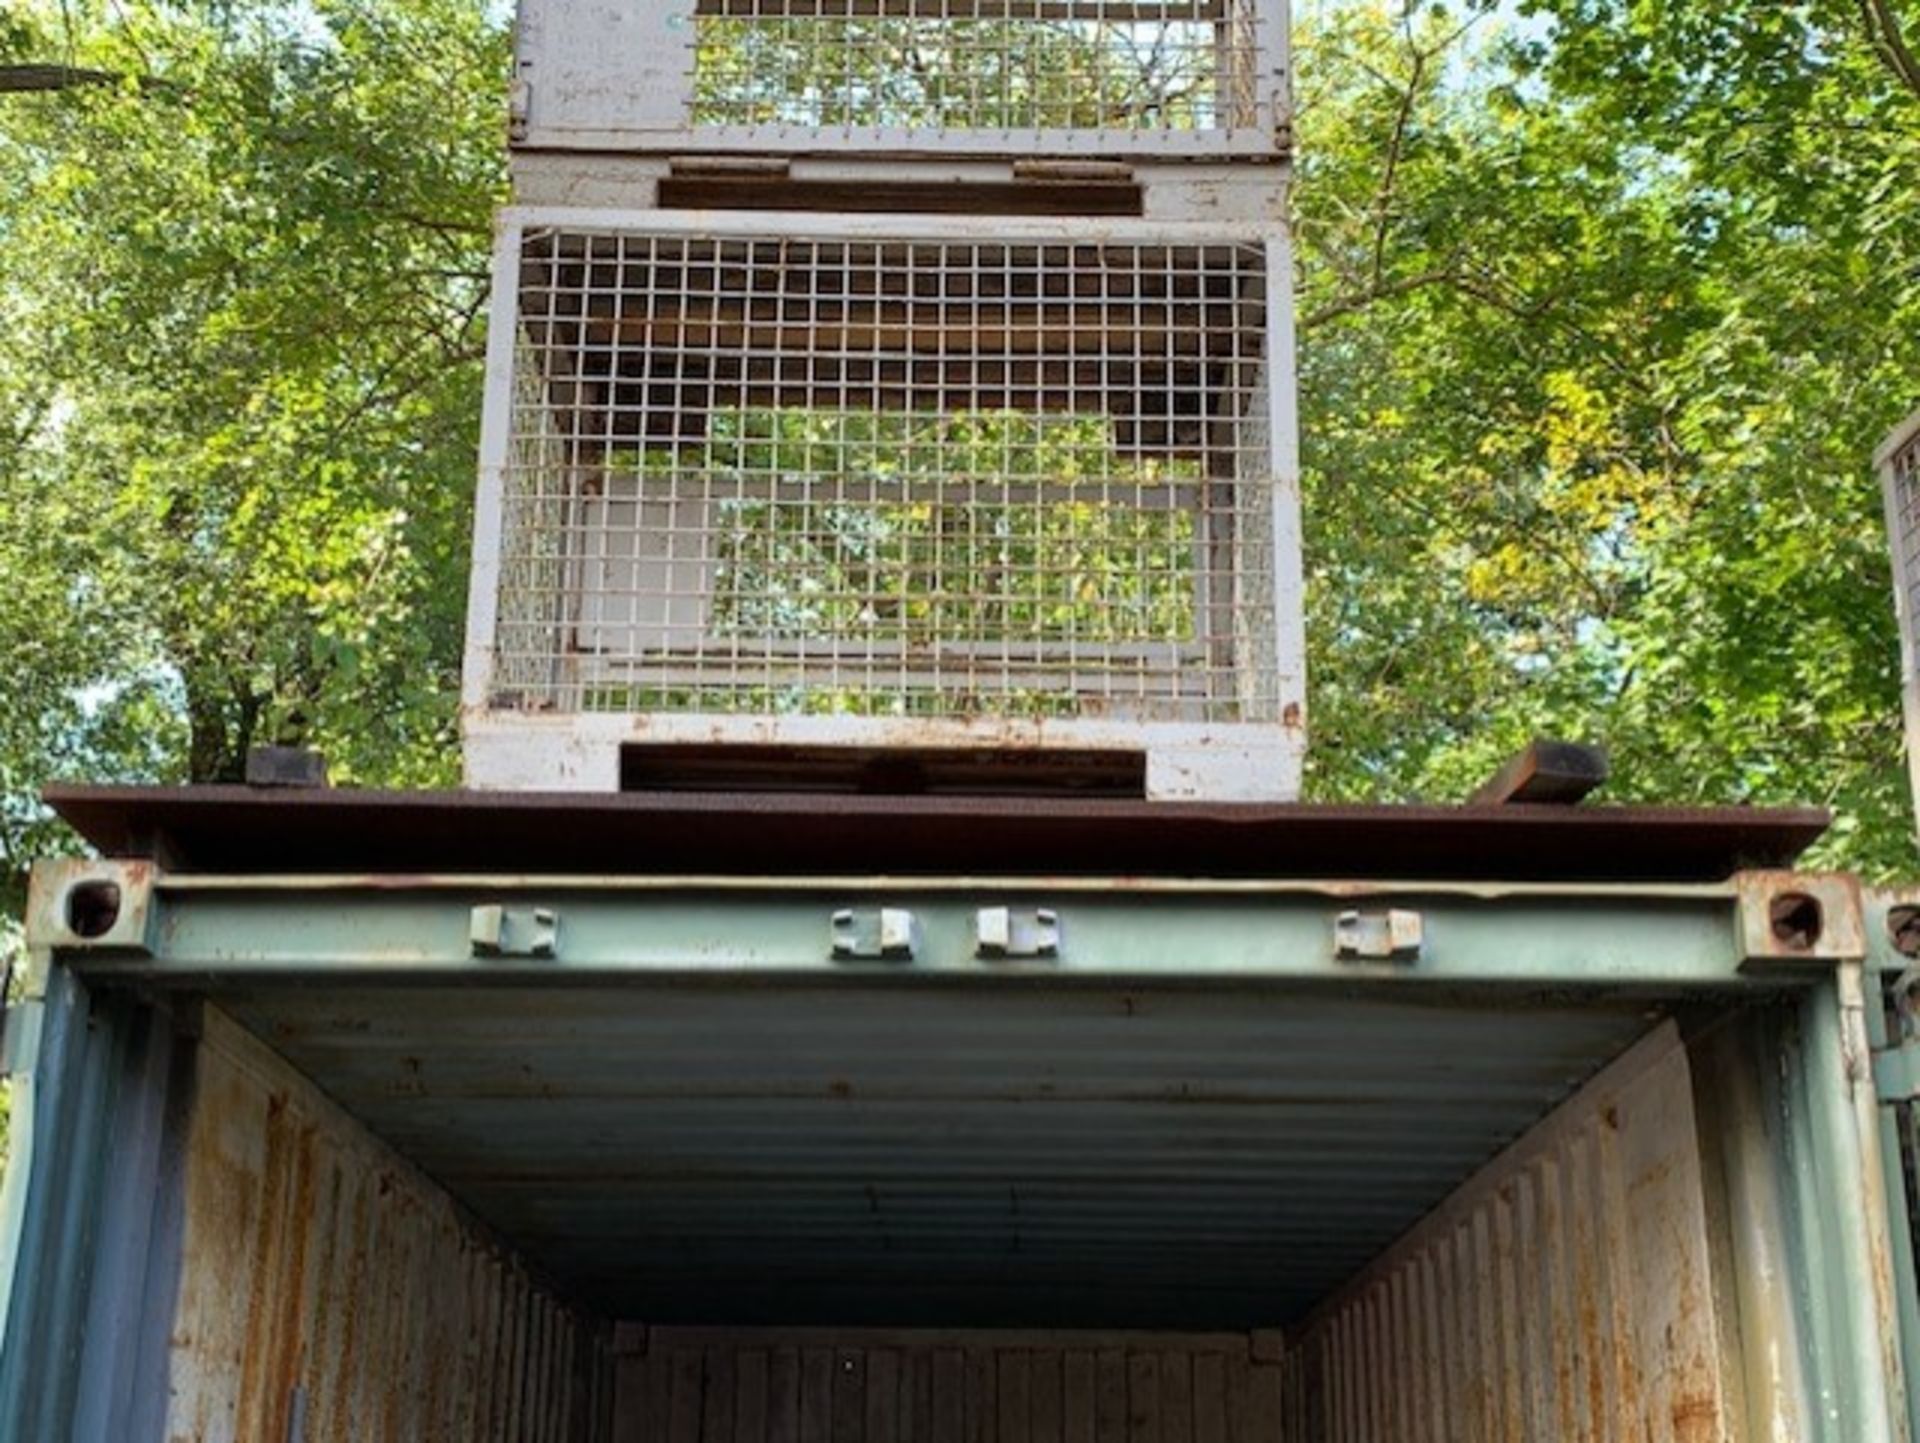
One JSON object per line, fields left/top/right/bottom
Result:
{"left": 0, "top": 63, "right": 117, "bottom": 92}
{"left": 0, "top": 63, "right": 173, "bottom": 96}
{"left": 1370, "top": 49, "right": 1425, "bottom": 289}
{"left": 1859, "top": 0, "right": 1920, "bottom": 103}
{"left": 1303, "top": 266, "right": 1457, "bottom": 328}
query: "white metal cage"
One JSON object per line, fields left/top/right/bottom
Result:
{"left": 510, "top": 0, "right": 1290, "bottom": 156}
{"left": 1879, "top": 409, "right": 1920, "bottom": 831}
{"left": 464, "top": 209, "right": 1303, "bottom": 796}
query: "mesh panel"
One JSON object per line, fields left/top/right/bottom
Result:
{"left": 490, "top": 225, "right": 1278, "bottom": 724}
{"left": 494, "top": 356, "right": 578, "bottom": 700}
{"left": 1896, "top": 438, "right": 1920, "bottom": 681}
{"left": 687, "top": 0, "right": 1264, "bottom": 133}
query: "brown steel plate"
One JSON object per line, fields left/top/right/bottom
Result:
{"left": 43, "top": 784, "right": 1828, "bottom": 882}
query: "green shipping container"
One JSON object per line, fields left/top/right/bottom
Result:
{"left": 2, "top": 787, "right": 1918, "bottom": 1442}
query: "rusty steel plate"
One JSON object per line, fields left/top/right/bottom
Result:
{"left": 43, "top": 784, "right": 1827, "bottom": 882}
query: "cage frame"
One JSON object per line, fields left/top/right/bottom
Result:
{"left": 509, "top": 0, "right": 1293, "bottom": 159}
{"left": 461, "top": 205, "right": 1306, "bottom": 799}
{"left": 1878, "top": 406, "right": 1920, "bottom": 834}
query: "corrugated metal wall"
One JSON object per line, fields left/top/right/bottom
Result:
{"left": 0, "top": 971, "right": 189, "bottom": 1441}
{"left": 611, "top": 1328, "right": 1285, "bottom": 1443}
{"left": 1284, "top": 1023, "right": 1728, "bottom": 1443}
{"left": 14, "top": 963, "right": 1904, "bottom": 1443}
{"left": 165, "top": 1005, "right": 613, "bottom": 1443}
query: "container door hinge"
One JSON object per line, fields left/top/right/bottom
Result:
{"left": 831, "top": 908, "right": 918, "bottom": 962}
{"left": 470, "top": 905, "right": 560, "bottom": 959}
{"left": 975, "top": 907, "right": 1061, "bottom": 960}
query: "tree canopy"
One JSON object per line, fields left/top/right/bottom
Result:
{"left": 1299, "top": 0, "right": 1920, "bottom": 871}
{"left": 2, "top": 0, "right": 1918, "bottom": 920}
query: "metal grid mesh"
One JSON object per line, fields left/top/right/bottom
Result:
{"left": 1893, "top": 437, "right": 1920, "bottom": 681}
{"left": 489, "top": 224, "right": 1278, "bottom": 723}
{"left": 687, "top": 0, "right": 1264, "bottom": 132}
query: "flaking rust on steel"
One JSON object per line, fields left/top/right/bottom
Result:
{"left": 169, "top": 1008, "right": 605, "bottom": 1442}
{"left": 1286, "top": 1027, "right": 1725, "bottom": 1441}
{"left": 24, "top": 856, "right": 155, "bottom": 951}
{"left": 1734, "top": 869, "right": 1867, "bottom": 966}
{"left": 43, "top": 783, "right": 1834, "bottom": 883}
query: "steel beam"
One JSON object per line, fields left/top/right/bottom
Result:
{"left": 25, "top": 860, "right": 1865, "bottom": 988}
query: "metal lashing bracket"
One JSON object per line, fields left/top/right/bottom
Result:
{"left": 831, "top": 908, "right": 919, "bottom": 962}
{"left": 975, "top": 907, "right": 1061, "bottom": 961}
{"left": 470, "top": 905, "right": 560, "bottom": 959}
{"left": 1334, "top": 909, "right": 1423, "bottom": 963}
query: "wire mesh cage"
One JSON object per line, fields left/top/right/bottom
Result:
{"left": 465, "top": 210, "right": 1303, "bottom": 795}
{"left": 511, "top": 0, "right": 1290, "bottom": 155}
{"left": 1879, "top": 412, "right": 1920, "bottom": 827}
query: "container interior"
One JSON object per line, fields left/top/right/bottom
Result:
{"left": 208, "top": 977, "right": 1658, "bottom": 1329}
{"left": 49, "top": 970, "right": 1767, "bottom": 1441}
{"left": 18, "top": 963, "right": 1812, "bottom": 1435}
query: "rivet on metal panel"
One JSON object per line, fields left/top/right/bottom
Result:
{"left": 1736, "top": 871, "right": 1866, "bottom": 967}
{"left": 1333, "top": 908, "right": 1422, "bottom": 963}
{"left": 469, "top": 904, "right": 560, "bottom": 959}
{"left": 830, "top": 908, "right": 918, "bottom": 962}
{"left": 975, "top": 907, "right": 1062, "bottom": 961}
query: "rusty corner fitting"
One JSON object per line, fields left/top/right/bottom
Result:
{"left": 1735, "top": 870, "right": 1865, "bottom": 968}
{"left": 24, "top": 858, "right": 157, "bottom": 954}
{"left": 1864, "top": 885, "right": 1920, "bottom": 970}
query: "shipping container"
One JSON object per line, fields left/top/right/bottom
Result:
{"left": 3, "top": 786, "right": 1919, "bottom": 1441}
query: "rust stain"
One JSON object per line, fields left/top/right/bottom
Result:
{"left": 1734, "top": 868, "right": 1868, "bottom": 962}
{"left": 1671, "top": 1393, "right": 1719, "bottom": 1440}
{"left": 1288, "top": 1031, "right": 1725, "bottom": 1442}
{"left": 168, "top": 1007, "right": 607, "bottom": 1442}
